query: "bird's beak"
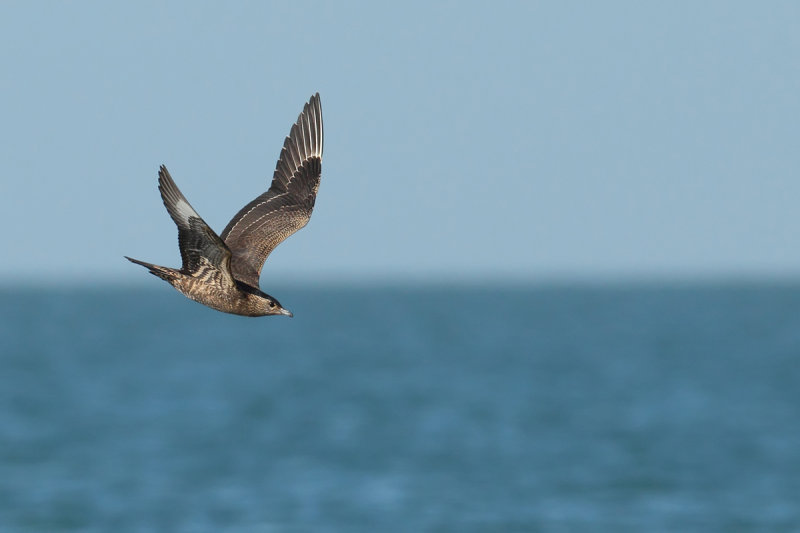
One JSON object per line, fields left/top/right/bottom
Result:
{"left": 279, "top": 308, "right": 293, "bottom": 317}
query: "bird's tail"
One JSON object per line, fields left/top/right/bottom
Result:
{"left": 125, "top": 256, "right": 180, "bottom": 282}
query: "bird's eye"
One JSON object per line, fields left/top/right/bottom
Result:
{"left": 270, "top": 302, "right": 276, "bottom": 308}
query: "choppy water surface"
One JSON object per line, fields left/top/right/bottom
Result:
{"left": 1, "top": 284, "right": 799, "bottom": 531}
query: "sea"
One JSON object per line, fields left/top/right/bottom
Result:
{"left": 0, "top": 283, "right": 798, "bottom": 532}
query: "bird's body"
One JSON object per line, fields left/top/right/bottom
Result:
{"left": 126, "top": 94, "right": 323, "bottom": 317}
{"left": 125, "top": 255, "right": 281, "bottom": 316}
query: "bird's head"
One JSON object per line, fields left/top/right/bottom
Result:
{"left": 261, "top": 295, "right": 293, "bottom": 317}
{"left": 239, "top": 284, "right": 293, "bottom": 317}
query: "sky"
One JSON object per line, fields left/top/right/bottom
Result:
{"left": 1, "top": 1, "right": 798, "bottom": 285}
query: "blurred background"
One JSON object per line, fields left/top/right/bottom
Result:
{"left": 1, "top": 1, "right": 799, "bottom": 531}
{"left": 2, "top": 1, "right": 799, "bottom": 285}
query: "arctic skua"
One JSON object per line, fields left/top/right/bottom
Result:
{"left": 126, "top": 93, "right": 323, "bottom": 317}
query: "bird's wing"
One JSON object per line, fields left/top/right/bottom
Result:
{"left": 158, "top": 165, "right": 235, "bottom": 288}
{"left": 220, "top": 93, "right": 323, "bottom": 288}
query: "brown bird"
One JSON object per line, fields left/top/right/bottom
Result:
{"left": 126, "top": 93, "right": 323, "bottom": 317}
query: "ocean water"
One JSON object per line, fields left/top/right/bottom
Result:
{"left": 0, "top": 284, "right": 799, "bottom": 532}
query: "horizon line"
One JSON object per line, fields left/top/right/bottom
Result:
{"left": 4, "top": 271, "right": 800, "bottom": 290}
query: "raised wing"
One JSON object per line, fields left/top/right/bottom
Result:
{"left": 220, "top": 93, "right": 323, "bottom": 287}
{"left": 158, "top": 165, "right": 235, "bottom": 287}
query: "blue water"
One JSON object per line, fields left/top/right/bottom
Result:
{"left": 1, "top": 284, "right": 799, "bottom": 531}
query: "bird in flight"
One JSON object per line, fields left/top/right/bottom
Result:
{"left": 126, "top": 93, "right": 323, "bottom": 317}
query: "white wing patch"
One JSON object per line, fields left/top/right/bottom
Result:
{"left": 175, "top": 197, "right": 197, "bottom": 225}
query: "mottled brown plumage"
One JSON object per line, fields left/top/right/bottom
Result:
{"left": 126, "top": 93, "right": 323, "bottom": 317}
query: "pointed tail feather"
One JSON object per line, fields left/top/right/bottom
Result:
{"left": 125, "top": 256, "right": 179, "bottom": 282}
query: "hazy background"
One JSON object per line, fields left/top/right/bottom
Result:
{"left": 3, "top": 5, "right": 800, "bottom": 530}
{"left": 1, "top": 1, "right": 798, "bottom": 286}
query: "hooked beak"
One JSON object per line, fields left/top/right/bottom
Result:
{"left": 279, "top": 308, "right": 293, "bottom": 318}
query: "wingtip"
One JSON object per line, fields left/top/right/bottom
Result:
{"left": 157, "top": 165, "right": 176, "bottom": 196}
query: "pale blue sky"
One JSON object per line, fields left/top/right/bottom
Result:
{"left": 1, "top": 2, "right": 798, "bottom": 284}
